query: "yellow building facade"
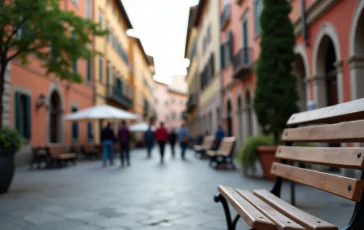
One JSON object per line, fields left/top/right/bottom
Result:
{"left": 128, "top": 37, "right": 155, "bottom": 122}
{"left": 185, "top": 6, "right": 200, "bottom": 137}
{"left": 93, "top": 0, "right": 133, "bottom": 141}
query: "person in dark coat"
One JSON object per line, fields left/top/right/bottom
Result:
{"left": 101, "top": 122, "right": 116, "bottom": 167}
{"left": 144, "top": 123, "right": 155, "bottom": 158}
{"left": 118, "top": 120, "right": 131, "bottom": 167}
{"left": 168, "top": 128, "right": 177, "bottom": 157}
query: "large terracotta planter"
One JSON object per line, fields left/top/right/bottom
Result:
{"left": 0, "top": 149, "right": 16, "bottom": 194}
{"left": 257, "top": 146, "right": 278, "bottom": 180}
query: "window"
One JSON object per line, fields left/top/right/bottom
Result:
{"left": 72, "top": 0, "right": 78, "bottom": 6}
{"left": 99, "top": 56, "right": 103, "bottom": 82}
{"left": 172, "top": 112, "right": 176, "bottom": 120}
{"left": 242, "top": 18, "right": 249, "bottom": 63}
{"left": 99, "top": 10, "right": 103, "bottom": 30}
{"left": 14, "top": 92, "right": 31, "bottom": 139}
{"left": 72, "top": 60, "right": 77, "bottom": 73}
{"left": 106, "top": 64, "right": 110, "bottom": 84}
{"left": 172, "top": 98, "right": 175, "bottom": 104}
{"left": 86, "top": 0, "right": 91, "bottom": 18}
{"left": 106, "top": 24, "right": 110, "bottom": 42}
{"left": 71, "top": 106, "right": 78, "bottom": 141}
{"left": 224, "top": 0, "right": 229, "bottom": 6}
{"left": 86, "top": 60, "right": 91, "bottom": 82}
{"left": 165, "top": 115, "right": 169, "bottom": 122}
{"left": 254, "top": 0, "right": 262, "bottom": 34}
{"left": 180, "top": 112, "right": 184, "bottom": 120}
{"left": 87, "top": 123, "right": 93, "bottom": 141}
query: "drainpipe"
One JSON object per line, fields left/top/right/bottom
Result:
{"left": 301, "top": 0, "right": 310, "bottom": 47}
{"left": 218, "top": 0, "right": 223, "bottom": 126}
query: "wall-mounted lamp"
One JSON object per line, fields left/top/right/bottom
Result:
{"left": 36, "top": 94, "right": 47, "bottom": 110}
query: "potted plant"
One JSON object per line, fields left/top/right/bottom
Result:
{"left": 253, "top": 0, "right": 299, "bottom": 179}
{"left": 236, "top": 135, "right": 273, "bottom": 178}
{"left": 0, "top": 128, "right": 23, "bottom": 194}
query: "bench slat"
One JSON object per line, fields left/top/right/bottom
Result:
{"left": 276, "top": 146, "right": 364, "bottom": 170}
{"left": 254, "top": 189, "right": 338, "bottom": 230}
{"left": 271, "top": 163, "right": 364, "bottom": 202}
{"left": 282, "top": 120, "right": 364, "bottom": 142}
{"left": 237, "top": 190, "right": 304, "bottom": 230}
{"left": 287, "top": 98, "right": 364, "bottom": 126}
{"left": 218, "top": 185, "right": 276, "bottom": 230}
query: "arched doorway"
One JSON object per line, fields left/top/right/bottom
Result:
{"left": 295, "top": 54, "right": 307, "bottom": 111}
{"left": 315, "top": 33, "right": 340, "bottom": 107}
{"left": 245, "top": 90, "right": 253, "bottom": 138}
{"left": 227, "top": 100, "right": 232, "bottom": 137}
{"left": 237, "top": 96, "right": 243, "bottom": 146}
{"left": 49, "top": 91, "right": 62, "bottom": 143}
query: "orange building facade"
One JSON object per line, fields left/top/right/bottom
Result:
{"left": 216, "top": 0, "right": 364, "bottom": 148}
{"left": 8, "top": 0, "right": 95, "bottom": 164}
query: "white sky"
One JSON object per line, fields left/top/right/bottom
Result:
{"left": 121, "top": 0, "right": 199, "bottom": 84}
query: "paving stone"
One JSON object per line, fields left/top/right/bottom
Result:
{"left": 0, "top": 147, "right": 356, "bottom": 229}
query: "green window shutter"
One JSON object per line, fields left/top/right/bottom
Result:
{"left": 71, "top": 107, "right": 78, "bottom": 140}
{"left": 15, "top": 92, "right": 21, "bottom": 133}
{"left": 220, "top": 44, "right": 225, "bottom": 69}
{"left": 229, "top": 31, "right": 234, "bottom": 61}
{"left": 99, "top": 57, "right": 103, "bottom": 81}
{"left": 87, "top": 122, "right": 93, "bottom": 140}
{"left": 86, "top": 61, "right": 91, "bottom": 82}
{"left": 24, "top": 95, "right": 31, "bottom": 139}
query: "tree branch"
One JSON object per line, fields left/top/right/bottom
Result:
{"left": 3, "top": 11, "right": 34, "bottom": 54}
{"left": 6, "top": 42, "right": 46, "bottom": 62}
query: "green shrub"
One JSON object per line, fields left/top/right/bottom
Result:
{"left": 236, "top": 135, "right": 273, "bottom": 176}
{"left": 0, "top": 127, "right": 23, "bottom": 151}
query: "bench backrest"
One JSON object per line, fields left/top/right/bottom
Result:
{"left": 202, "top": 136, "right": 215, "bottom": 149}
{"left": 84, "top": 144, "right": 96, "bottom": 152}
{"left": 47, "top": 145, "right": 67, "bottom": 157}
{"left": 272, "top": 98, "right": 364, "bottom": 203}
{"left": 218, "top": 137, "right": 236, "bottom": 156}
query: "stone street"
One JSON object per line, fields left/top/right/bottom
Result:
{"left": 0, "top": 146, "right": 355, "bottom": 230}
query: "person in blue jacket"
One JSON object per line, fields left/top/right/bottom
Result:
{"left": 178, "top": 123, "right": 190, "bottom": 160}
{"left": 214, "top": 125, "right": 225, "bottom": 150}
{"left": 144, "top": 123, "right": 154, "bottom": 158}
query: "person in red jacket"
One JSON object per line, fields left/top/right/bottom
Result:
{"left": 155, "top": 122, "right": 168, "bottom": 163}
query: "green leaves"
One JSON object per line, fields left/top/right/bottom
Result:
{"left": 0, "top": 127, "right": 23, "bottom": 151}
{"left": 253, "top": 0, "right": 299, "bottom": 144}
{"left": 0, "top": 0, "right": 109, "bottom": 83}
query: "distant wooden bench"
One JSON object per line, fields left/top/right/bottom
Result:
{"left": 207, "top": 137, "right": 236, "bottom": 169}
{"left": 29, "top": 146, "right": 49, "bottom": 169}
{"left": 194, "top": 136, "right": 215, "bottom": 158}
{"left": 46, "top": 145, "right": 77, "bottom": 167}
{"left": 214, "top": 99, "right": 364, "bottom": 230}
{"left": 83, "top": 144, "right": 100, "bottom": 159}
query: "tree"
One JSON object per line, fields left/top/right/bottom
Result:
{"left": 253, "top": 0, "right": 299, "bottom": 145}
{"left": 0, "top": 0, "right": 108, "bottom": 128}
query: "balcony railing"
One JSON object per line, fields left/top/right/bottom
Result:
{"left": 106, "top": 85, "right": 132, "bottom": 109}
{"left": 187, "top": 93, "right": 198, "bottom": 112}
{"left": 232, "top": 47, "right": 253, "bottom": 79}
{"left": 220, "top": 5, "right": 231, "bottom": 30}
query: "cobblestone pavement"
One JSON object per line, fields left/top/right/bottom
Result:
{"left": 0, "top": 146, "right": 356, "bottom": 230}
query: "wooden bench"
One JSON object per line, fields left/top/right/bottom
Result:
{"left": 46, "top": 145, "right": 77, "bottom": 167}
{"left": 29, "top": 146, "right": 49, "bottom": 169}
{"left": 194, "top": 136, "right": 215, "bottom": 158}
{"left": 83, "top": 144, "right": 100, "bottom": 159}
{"left": 207, "top": 137, "right": 236, "bottom": 169}
{"left": 214, "top": 99, "right": 364, "bottom": 230}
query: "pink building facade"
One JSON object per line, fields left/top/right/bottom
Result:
{"left": 154, "top": 81, "right": 187, "bottom": 131}
{"left": 154, "top": 81, "right": 171, "bottom": 129}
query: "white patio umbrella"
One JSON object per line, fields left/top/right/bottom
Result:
{"left": 64, "top": 104, "right": 137, "bottom": 121}
{"left": 130, "top": 122, "right": 154, "bottom": 132}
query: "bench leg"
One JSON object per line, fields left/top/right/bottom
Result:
{"left": 214, "top": 194, "right": 238, "bottom": 230}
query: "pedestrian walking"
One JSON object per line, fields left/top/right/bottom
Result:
{"left": 155, "top": 122, "right": 168, "bottom": 163}
{"left": 118, "top": 120, "right": 131, "bottom": 167}
{"left": 213, "top": 125, "right": 225, "bottom": 150}
{"left": 178, "top": 124, "right": 190, "bottom": 160}
{"left": 144, "top": 123, "right": 154, "bottom": 158}
{"left": 101, "top": 122, "right": 116, "bottom": 167}
{"left": 168, "top": 128, "right": 177, "bottom": 157}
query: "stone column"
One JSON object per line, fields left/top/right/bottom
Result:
{"left": 334, "top": 60, "right": 344, "bottom": 104}
{"left": 312, "top": 74, "right": 327, "bottom": 108}
{"left": 1, "top": 62, "right": 11, "bottom": 127}
{"left": 348, "top": 55, "right": 364, "bottom": 100}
